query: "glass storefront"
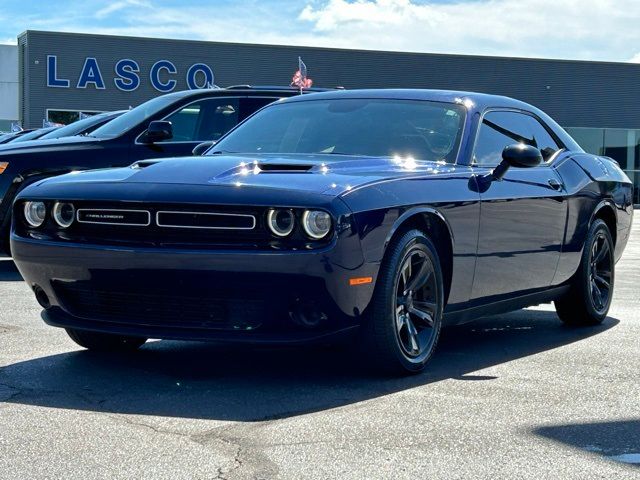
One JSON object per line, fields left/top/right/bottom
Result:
{"left": 565, "top": 127, "right": 640, "bottom": 205}
{"left": 0, "top": 119, "right": 12, "bottom": 132}
{"left": 46, "top": 110, "right": 101, "bottom": 126}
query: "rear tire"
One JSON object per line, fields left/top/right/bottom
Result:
{"left": 554, "top": 219, "right": 614, "bottom": 326}
{"left": 361, "top": 229, "right": 444, "bottom": 375}
{"left": 66, "top": 328, "right": 147, "bottom": 352}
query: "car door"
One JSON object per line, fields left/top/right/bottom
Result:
{"left": 131, "top": 96, "right": 276, "bottom": 160}
{"left": 471, "top": 110, "right": 567, "bottom": 300}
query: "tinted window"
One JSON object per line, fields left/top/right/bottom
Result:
{"left": 40, "top": 112, "right": 123, "bottom": 139}
{"left": 164, "top": 97, "right": 277, "bottom": 143}
{"left": 164, "top": 102, "right": 207, "bottom": 142}
{"left": 9, "top": 127, "right": 56, "bottom": 143}
{"left": 159, "top": 97, "right": 277, "bottom": 143}
{"left": 564, "top": 127, "right": 604, "bottom": 155}
{"left": 212, "top": 99, "right": 466, "bottom": 163}
{"left": 162, "top": 99, "right": 237, "bottom": 142}
{"left": 603, "top": 128, "right": 631, "bottom": 170}
{"left": 474, "top": 111, "right": 561, "bottom": 166}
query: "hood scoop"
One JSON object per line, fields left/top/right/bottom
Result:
{"left": 257, "top": 163, "right": 314, "bottom": 173}
{"left": 211, "top": 160, "right": 318, "bottom": 182}
{"left": 131, "top": 159, "right": 164, "bottom": 169}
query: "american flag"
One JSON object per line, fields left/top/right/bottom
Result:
{"left": 291, "top": 57, "right": 313, "bottom": 91}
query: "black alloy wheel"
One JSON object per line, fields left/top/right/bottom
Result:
{"left": 362, "top": 229, "right": 444, "bottom": 375}
{"left": 555, "top": 219, "right": 614, "bottom": 326}
{"left": 588, "top": 230, "right": 613, "bottom": 315}
{"left": 395, "top": 249, "right": 439, "bottom": 359}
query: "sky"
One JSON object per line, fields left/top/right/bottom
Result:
{"left": 1, "top": 0, "right": 639, "bottom": 63}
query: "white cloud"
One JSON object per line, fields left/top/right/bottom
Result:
{"left": 629, "top": 53, "right": 640, "bottom": 63}
{"left": 95, "top": 0, "right": 150, "bottom": 19}
{"left": 4, "top": 0, "right": 640, "bottom": 63}
{"left": 297, "top": 0, "right": 640, "bottom": 62}
{"left": 1, "top": 37, "right": 16, "bottom": 45}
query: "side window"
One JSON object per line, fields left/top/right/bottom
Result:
{"left": 523, "top": 116, "right": 562, "bottom": 161}
{"left": 161, "top": 98, "right": 241, "bottom": 143}
{"left": 474, "top": 111, "right": 561, "bottom": 166}
{"left": 238, "top": 97, "right": 279, "bottom": 122}
{"left": 163, "top": 103, "right": 201, "bottom": 142}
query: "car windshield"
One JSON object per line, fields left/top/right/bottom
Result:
{"left": 90, "top": 95, "right": 181, "bottom": 139}
{"left": 8, "top": 128, "right": 55, "bottom": 142}
{"left": 211, "top": 98, "right": 466, "bottom": 163}
{"left": 40, "top": 112, "right": 120, "bottom": 139}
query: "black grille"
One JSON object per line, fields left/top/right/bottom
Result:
{"left": 54, "top": 283, "right": 264, "bottom": 331}
{"left": 156, "top": 211, "right": 255, "bottom": 230}
{"left": 63, "top": 202, "right": 269, "bottom": 249}
{"left": 77, "top": 209, "right": 150, "bottom": 226}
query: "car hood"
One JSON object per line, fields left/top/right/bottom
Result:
{"left": 38, "top": 153, "right": 461, "bottom": 196}
{"left": 0, "top": 134, "right": 98, "bottom": 153}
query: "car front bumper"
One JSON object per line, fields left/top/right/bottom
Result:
{"left": 12, "top": 235, "right": 379, "bottom": 342}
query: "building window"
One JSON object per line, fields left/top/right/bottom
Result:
{"left": 565, "top": 126, "right": 640, "bottom": 205}
{"left": 46, "top": 110, "right": 102, "bottom": 125}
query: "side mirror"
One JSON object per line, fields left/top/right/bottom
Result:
{"left": 493, "top": 144, "right": 542, "bottom": 180}
{"left": 192, "top": 141, "right": 215, "bottom": 156}
{"left": 142, "top": 120, "right": 173, "bottom": 143}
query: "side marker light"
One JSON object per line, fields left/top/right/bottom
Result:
{"left": 349, "top": 277, "right": 373, "bottom": 286}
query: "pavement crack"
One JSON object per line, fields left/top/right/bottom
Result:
{"left": 212, "top": 437, "right": 243, "bottom": 480}
{"left": 104, "top": 413, "right": 196, "bottom": 441}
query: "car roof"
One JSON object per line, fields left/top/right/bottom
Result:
{"left": 95, "top": 110, "right": 128, "bottom": 118}
{"left": 154, "top": 86, "right": 337, "bottom": 102}
{"left": 279, "top": 88, "right": 538, "bottom": 112}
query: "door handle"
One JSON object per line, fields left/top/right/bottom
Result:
{"left": 548, "top": 178, "right": 563, "bottom": 191}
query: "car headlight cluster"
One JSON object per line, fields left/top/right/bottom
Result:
{"left": 267, "top": 208, "right": 332, "bottom": 240}
{"left": 23, "top": 202, "right": 47, "bottom": 228}
{"left": 52, "top": 202, "right": 76, "bottom": 228}
{"left": 23, "top": 201, "right": 75, "bottom": 229}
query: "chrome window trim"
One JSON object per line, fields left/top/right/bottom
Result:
{"left": 76, "top": 209, "right": 151, "bottom": 226}
{"left": 156, "top": 211, "right": 257, "bottom": 230}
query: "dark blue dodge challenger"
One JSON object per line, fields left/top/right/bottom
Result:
{"left": 11, "top": 89, "right": 634, "bottom": 374}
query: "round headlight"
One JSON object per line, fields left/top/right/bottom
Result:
{"left": 23, "top": 201, "right": 47, "bottom": 228}
{"left": 302, "top": 210, "right": 332, "bottom": 239}
{"left": 52, "top": 202, "right": 75, "bottom": 228}
{"left": 267, "top": 209, "right": 295, "bottom": 237}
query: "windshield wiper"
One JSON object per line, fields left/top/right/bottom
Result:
{"left": 319, "top": 151, "right": 366, "bottom": 157}
{"left": 209, "top": 150, "right": 237, "bottom": 155}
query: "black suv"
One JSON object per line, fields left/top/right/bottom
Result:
{"left": 0, "top": 86, "right": 328, "bottom": 254}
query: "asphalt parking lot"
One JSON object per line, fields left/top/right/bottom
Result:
{"left": 0, "top": 220, "right": 638, "bottom": 480}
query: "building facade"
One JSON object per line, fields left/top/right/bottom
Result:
{"left": 0, "top": 44, "right": 18, "bottom": 131}
{"left": 14, "top": 30, "right": 640, "bottom": 203}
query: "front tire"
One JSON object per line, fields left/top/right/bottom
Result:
{"left": 66, "top": 328, "right": 147, "bottom": 352}
{"left": 362, "top": 229, "right": 444, "bottom": 375}
{"left": 555, "top": 219, "right": 614, "bottom": 326}
{"left": 0, "top": 225, "right": 10, "bottom": 257}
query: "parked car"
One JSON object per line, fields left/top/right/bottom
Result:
{"left": 0, "top": 129, "right": 36, "bottom": 144}
{"left": 0, "top": 87, "right": 325, "bottom": 253}
{"left": 0, "top": 112, "right": 126, "bottom": 152}
{"left": 7, "top": 126, "right": 61, "bottom": 143}
{"left": 11, "top": 89, "right": 634, "bottom": 374}
{"left": 36, "top": 111, "right": 127, "bottom": 141}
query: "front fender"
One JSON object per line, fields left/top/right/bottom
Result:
{"left": 383, "top": 206, "right": 455, "bottom": 257}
